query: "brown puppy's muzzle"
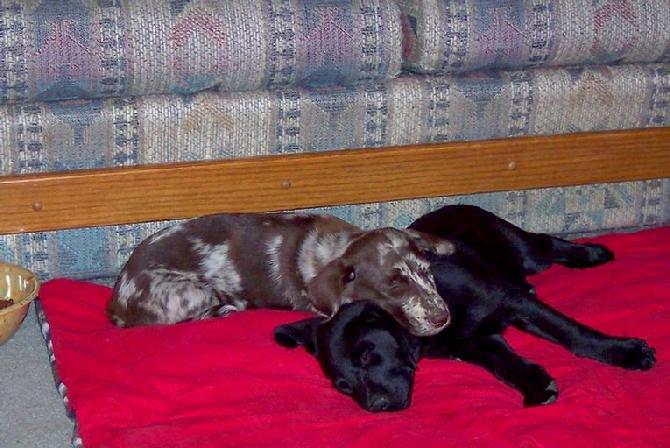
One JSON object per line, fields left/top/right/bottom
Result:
{"left": 415, "top": 309, "right": 450, "bottom": 336}
{"left": 400, "top": 296, "right": 451, "bottom": 336}
{"left": 429, "top": 310, "right": 451, "bottom": 329}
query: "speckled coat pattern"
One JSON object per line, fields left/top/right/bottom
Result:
{"left": 107, "top": 212, "right": 452, "bottom": 336}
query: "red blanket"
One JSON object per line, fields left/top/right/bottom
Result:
{"left": 40, "top": 227, "right": 670, "bottom": 448}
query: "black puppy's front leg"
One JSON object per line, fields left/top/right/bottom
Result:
{"left": 454, "top": 334, "right": 558, "bottom": 407}
{"left": 549, "top": 237, "right": 614, "bottom": 268}
{"left": 512, "top": 297, "right": 656, "bottom": 370}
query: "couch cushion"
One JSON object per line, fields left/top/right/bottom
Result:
{"left": 400, "top": 0, "right": 670, "bottom": 74}
{"left": 2, "top": 63, "right": 668, "bottom": 176}
{"left": 0, "top": 0, "right": 402, "bottom": 105}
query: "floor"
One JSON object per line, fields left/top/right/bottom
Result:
{"left": 0, "top": 303, "right": 73, "bottom": 447}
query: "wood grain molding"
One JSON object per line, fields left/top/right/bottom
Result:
{"left": 2, "top": 127, "right": 670, "bottom": 235}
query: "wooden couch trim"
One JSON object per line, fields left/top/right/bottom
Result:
{"left": 2, "top": 127, "right": 670, "bottom": 234}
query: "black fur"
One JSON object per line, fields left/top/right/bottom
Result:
{"left": 275, "top": 301, "right": 421, "bottom": 412}
{"left": 275, "top": 205, "right": 656, "bottom": 411}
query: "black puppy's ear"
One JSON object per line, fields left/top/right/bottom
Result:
{"left": 401, "top": 334, "right": 422, "bottom": 367}
{"left": 274, "top": 318, "right": 321, "bottom": 355}
{"left": 358, "top": 302, "right": 422, "bottom": 366}
{"left": 362, "top": 304, "right": 391, "bottom": 324}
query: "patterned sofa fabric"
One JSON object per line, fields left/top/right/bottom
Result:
{"left": 399, "top": 0, "right": 670, "bottom": 74}
{"left": 0, "top": 0, "right": 403, "bottom": 105}
{"left": 2, "top": 62, "right": 668, "bottom": 175}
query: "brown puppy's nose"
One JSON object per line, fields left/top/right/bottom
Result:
{"left": 430, "top": 312, "right": 451, "bottom": 328}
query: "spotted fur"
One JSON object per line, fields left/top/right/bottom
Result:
{"left": 107, "top": 212, "right": 454, "bottom": 336}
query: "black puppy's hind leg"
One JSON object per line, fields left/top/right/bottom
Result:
{"left": 456, "top": 334, "right": 558, "bottom": 407}
{"left": 550, "top": 237, "right": 614, "bottom": 268}
{"left": 512, "top": 296, "right": 656, "bottom": 370}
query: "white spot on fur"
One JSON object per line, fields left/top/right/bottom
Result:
{"left": 116, "top": 273, "right": 140, "bottom": 306}
{"left": 147, "top": 223, "right": 184, "bottom": 245}
{"left": 405, "top": 229, "right": 455, "bottom": 255}
{"left": 146, "top": 268, "right": 217, "bottom": 323}
{"left": 377, "top": 241, "right": 393, "bottom": 265}
{"left": 298, "top": 229, "right": 320, "bottom": 282}
{"left": 386, "top": 230, "right": 410, "bottom": 249}
{"left": 284, "top": 213, "right": 312, "bottom": 219}
{"left": 190, "top": 238, "right": 210, "bottom": 256}
{"left": 197, "top": 242, "right": 242, "bottom": 294}
{"left": 395, "top": 254, "right": 449, "bottom": 336}
{"left": 434, "top": 240, "right": 455, "bottom": 255}
{"left": 402, "top": 297, "right": 429, "bottom": 324}
{"left": 267, "top": 235, "right": 284, "bottom": 287}
{"left": 216, "top": 304, "right": 239, "bottom": 317}
{"left": 298, "top": 230, "right": 352, "bottom": 284}
{"left": 315, "top": 233, "right": 349, "bottom": 265}
{"left": 401, "top": 296, "right": 447, "bottom": 336}
{"left": 405, "top": 252, "right": 431, "bottom": 271}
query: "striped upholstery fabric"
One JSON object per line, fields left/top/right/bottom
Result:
{"left": 0, "top": 0, "right": 402, "bottom": 104}
{"left": 399, "top": 0, "right": 670, "bottom": 74}
{"left": 2, "top": 62, "right": 668, "bottom": 175}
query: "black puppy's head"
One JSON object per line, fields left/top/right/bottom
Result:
{"left": 275, "top": 301, "right": 421, "bottom": 412}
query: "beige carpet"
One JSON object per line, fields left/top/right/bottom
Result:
{"left": 0, "top": 303, "right": 73, "bottom": 447}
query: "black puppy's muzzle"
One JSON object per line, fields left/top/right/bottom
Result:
{"left": 355, "top": 384, "right": 411, "bottom": 413}
{"left": 364, "top": 393, "right": 409, "bottom": 412}
{"left": 367, "top": 393, "right": 391, "bottom": 412}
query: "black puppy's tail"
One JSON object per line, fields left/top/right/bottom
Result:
{"left": 550, "top": 237, "right": 614, "bottom": 268}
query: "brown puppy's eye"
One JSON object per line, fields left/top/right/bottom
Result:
{"left": 343, "top": 267, "right": 356, "bottom": 283}
{"left": 391, "top": 273, "right": 407, "bottom": 286}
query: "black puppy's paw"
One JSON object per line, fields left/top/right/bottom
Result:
{"left": 559, "top": 243, "right": 614, "bottom": 268}
{"left": 606, "top": 338, "right": 656, "bottom": 371}
{"left": 521, "top": 366, "right": 558, "bottom": 407}
{"left": 523, "top": 379, "right": 558, "bottom": 407}
{"left": 584, "top": 243, "right": 615, "bottom": 266}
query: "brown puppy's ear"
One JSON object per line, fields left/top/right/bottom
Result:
{"left": 306, "top": 259, "right": 349, "bottom": 317}
{"left": 405, "top": 229, "right": 455, "bottom": 256}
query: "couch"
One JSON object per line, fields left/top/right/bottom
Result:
{"left": 0, "top": 0, "right": 669, "bottom": 284}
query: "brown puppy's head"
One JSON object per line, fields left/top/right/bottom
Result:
{"left": 306, "top": 228, "right": 453, "bottom": 336}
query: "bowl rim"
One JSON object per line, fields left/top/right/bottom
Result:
{"left": 0, "top": 262, "right": 40, "bottom": 316}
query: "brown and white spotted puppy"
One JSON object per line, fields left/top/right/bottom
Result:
{"left": 107, "top": 212, "right": 454, "bottom": 336}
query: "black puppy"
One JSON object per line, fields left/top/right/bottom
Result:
{"left": 275, "top": 300, "right": 420, "bottom": 412}
{"left": 275, "top": 205, "right": 656, "bottom": 411}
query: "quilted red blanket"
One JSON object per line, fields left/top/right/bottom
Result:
{"left": 39, "top": 227, "right": 670, "bottom": 448}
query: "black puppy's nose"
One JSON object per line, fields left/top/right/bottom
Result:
{"left": 367, "top": 394, "right": 390, "bottom": 412}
